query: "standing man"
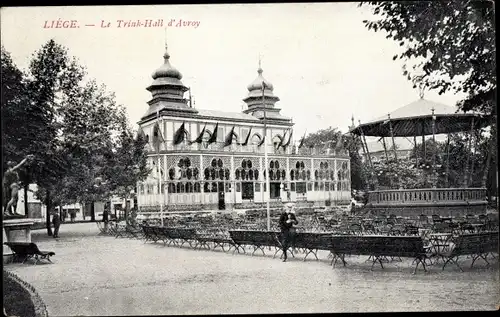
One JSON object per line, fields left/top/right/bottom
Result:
{"left": 52, "top": 208, "right": 61, "bottom": 238}
{"left": 278, "top": 202, "right": 298, "bottom": 262}
{"left": 3, "top": 155, "right": 34, "bottom": 216}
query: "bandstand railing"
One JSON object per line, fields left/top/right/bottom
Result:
{"left": 367, "top": 188, "right": 487, "bottom": 207}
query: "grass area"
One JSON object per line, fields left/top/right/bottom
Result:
{"left": 3, "top": 272, "right": 36, "bottom": 317}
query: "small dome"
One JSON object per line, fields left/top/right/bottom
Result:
{"left": 151, "top": 49, "right": 183, "bottom": 80}
{"left": 247, "top": 67, "right": 274, "bottom": 91}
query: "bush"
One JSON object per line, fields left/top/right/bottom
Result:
{"left": 3, "top": 272, "right": 36, "bottom": 317}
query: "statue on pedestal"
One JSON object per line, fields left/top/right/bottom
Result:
{"left": 3, "top": 155, "right": 34, "bottom": 217}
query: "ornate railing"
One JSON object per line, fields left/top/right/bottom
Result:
{"left": 367, "top": 188, "right": 487, "bottom": 206}
{"left": 147, "top": 142, "right": 349, "bottom": 157}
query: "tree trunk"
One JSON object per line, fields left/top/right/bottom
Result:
{"left": 45, "top": 191, "right": 53, "bottom": 236}
{"left": 24, "top": 183, "right": 29, "bottom": 218}
{"left": 124, "top": 195, "right": 130, "bottom": 223}
{"left": 90, "top": 201, "right": 95, "bottom": 222}
{"left": 82, "top": 202, "right": 85, "bottom": 220}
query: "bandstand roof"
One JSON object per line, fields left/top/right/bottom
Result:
{"left": 350, "top": 98, "right": 490, "bottom": 137}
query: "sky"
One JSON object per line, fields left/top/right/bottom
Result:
{"left": 1, "top": 3, "right": 467, "bottom": 143}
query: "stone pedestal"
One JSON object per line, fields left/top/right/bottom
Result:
{"left": 3, "top": 218, "right": 35, "bottom": 263}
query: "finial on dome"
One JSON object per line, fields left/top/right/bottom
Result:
{"left": 351, "top": 115, "right": 355, "bottom": 126}
{"left": 163, "top": 27, "right": 170, "bottom": 60}
{"left": 258, "top": 54, "right": 263, "bottom": 74}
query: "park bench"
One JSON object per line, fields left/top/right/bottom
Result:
{"left": 112, "top": 223, "right": 129, "bottom": 238}
{"left": 329, "top": 235, "right": 429, "bottom": 274}
{"left": 157, "top": 227, "right": 198, "bottom": 248}
{"left": 142, "top": 225, "right": 160, "bottom": 243}
{"left": 124, "top": 224, "right": 143, "bottom": 239}
{"left": 441, "top": 231, "right": 499, "bottom": 272}
{"left": 193, "top": 229, "right": 236, "bottom": 252}
{"left": 228, "top": 230, "right": 282, "bottom": 256}
{"left": 4, "top": 242, "right": 55, "bottom": 265}
{"left": 292, "top": 232, "right": 334, "bottom": 261}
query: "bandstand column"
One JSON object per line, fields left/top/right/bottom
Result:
{"left": 358, "top": 121, "right": 377, "bottom": 189}
{"left": 388, "top": 114, "right": 398, "bottom": 161}
{"left": 381, "top": 137, "right": 389, "bottom": 162}
{"left": 469, "top": 129, "right": 479, "bottom": 186}
{"left": 445, "top": 134, "right": 451, "bottom": 188}
{"left": 463, "top": 117, "right": 475, "bottom": 188}
{"left": 413, "top": 133, "right": 418, "bottom": 168}
{"left": 481, "top": 114, "right": 496, "bottom": 188}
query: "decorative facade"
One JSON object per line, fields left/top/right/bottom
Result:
{"left": 136, "top": 45, "right": 351, "bottom": 212}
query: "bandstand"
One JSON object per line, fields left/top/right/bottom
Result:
{"left": 350, "top": 97, "right": 491, "bottom": 217}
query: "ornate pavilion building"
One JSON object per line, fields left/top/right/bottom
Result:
{"left": 136, "top": 45, "right": 351, "bottom": 212}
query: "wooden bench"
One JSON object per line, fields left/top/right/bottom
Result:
{"left": 193, "top": 229, "right": 236, "bottom": 252}
{"left": 158, "top": 227, "right": 198, "bottom": 248}
{"left": 441, "top": 231, "right": 499, "bottom": 272}
{"left": 141, "top": 225, "right": 160, "bottom": 243}
{"left": 293, "top": 232, "right": 334, "bottom": 261}
{"left": 329, "top": 235, "right": 429, "bottom": 274}
{"left": 4, "top": 242, "right": 55, "bottom": 265}
{"left": 124, "top": 224, "right": 143, "bottom": 239}
{"left": 228, "top": 230, "right": 282, "bottom": 256}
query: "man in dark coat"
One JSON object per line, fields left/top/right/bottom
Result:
{"left": 52, "top": 209, "right": 61, "bottom": 238}
{"left": 278, "top": 203, "right": 298, "bottom": 262}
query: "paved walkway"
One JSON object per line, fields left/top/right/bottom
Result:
{"left": 4, "top": 223, "right": 499, "bottom": 315}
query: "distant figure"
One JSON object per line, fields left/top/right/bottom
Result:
{"left": 70, "top": 210, "right": 76, "bottom": 222}
{"left": 286, "top": 190, "right": 291, "bottom": 201}
{"left": 3, "top": 155, "right": 34, "bottom": 216}
{"left": 278, "top": 203, "right": 299, "bottom": 262}
{"left": 103, "top": 204, "right": 110, "bottom": 231}
{"left": 52, "top": 209, "right": 61, "bottom": 238}
{"left": 350, "top": 197, "right": 357, "bottom": 216}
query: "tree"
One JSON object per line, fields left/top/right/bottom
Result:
{"left": 103, "top": 110, "right": 150, "bottom": 222}
{"left": 360, "top": 1, "right": 495, "bottom": 114}
{"left": 361, "top": 1, "right": 496, "bottom": 194}
{"left": 24, "top": 39, "right": 85, "bottom": 235}
{"left": 302, "top": 127, "right": 367, "bottom": 190}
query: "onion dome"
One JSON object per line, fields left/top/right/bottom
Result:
{"left": 247, "top": 67, "right": 273, "bottom": 91}
{"left": 141, "top": 43, "right": 196, "bottom": 121}
{"left": 151, "top": 48, "right": 183, "bottom": 80}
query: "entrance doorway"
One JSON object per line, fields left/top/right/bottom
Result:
{"left": 242, "top": 182, "right": 254, "bottom": 200}
{"left": 218, "top": 182, "right": 225, "bottom": 210}
{"left": 270, "top": 182, "right": 281, "bottom": 199}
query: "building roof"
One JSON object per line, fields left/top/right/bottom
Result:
{"left": 196, "top": 109, "right": 260, "bottom": 121}
{"left": 364, "top": 137, "right": 414, "bottom": 153}
{"left": 351, "top": 98, "right": 488, "bottom": 137}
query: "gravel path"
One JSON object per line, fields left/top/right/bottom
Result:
{"left": 4, "top": 223, "right": 499, "bottom": 315}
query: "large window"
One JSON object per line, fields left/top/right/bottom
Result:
{"left": 203, "top": 158, "right": 229, "bottom": 192}
{"left": 167, "top": 157, "right": 200, "bottom": 193}
{"left": 236, "top": 159, "right": 257, "bottom": 200}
